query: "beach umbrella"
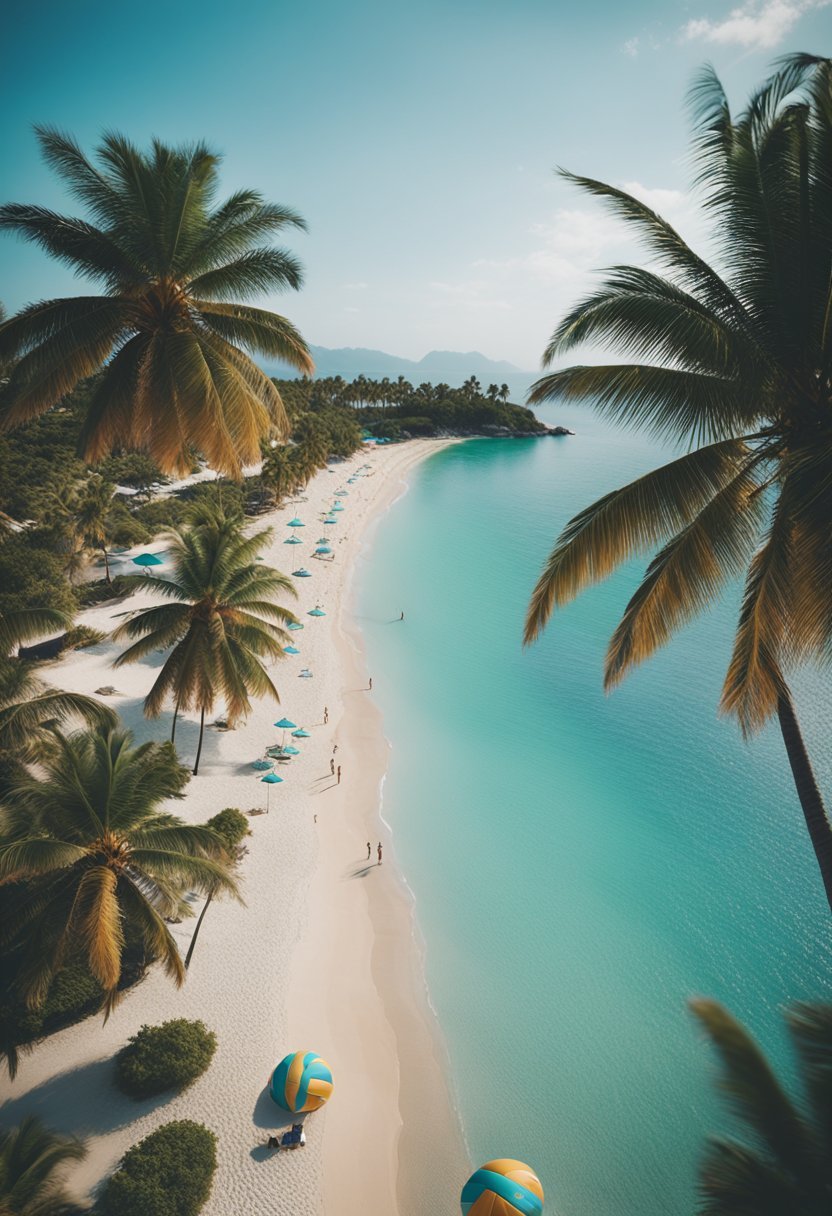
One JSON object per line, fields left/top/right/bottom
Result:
{"left": 284, "top": 536, "right": 303, "bottom": 545}
{"left": 275, "top": 716, "right": 297, "bottom": 747}
{"left": 323, "top": 517, "right": 337, "bottom": 525}
{"left": 133, "top": 552, "right": 163, "bottom": 567}
{"left": 292, "top": 728, "right": 310, "bottom": 738}
{"left": 316, "top": 536, "right": 329, "bottom": 544}
{"left": 315, "top": 546, "right": 332, "bottom": 555}
{"left": 461, "top": 1161, "right": 544, "bottom": 1216}
{"left": 251, "top": 759, "right": 273, "bottom": 771}
{"left": 332, "top": 503, "right": 344, "bottom": 512}
{"left": 283, "top": 645, "right": 300, "bottom": 655}
{"left": 335, "top": 490, "right": 348, "bottom": 496}
{"left": 270, "top": 1051, "right": 333, "bottom": 1113}
{"left": 287, "top": 517, "right": 304, "bottom": 527}
{"left": 292, "top": 568, "right": 312, "bottom": 578}
{"left": 261, "top": 771, "right": 283, "bottom": 811}
{"left": 281, "top": 745, "right": 300, "bottom": 755}
{"left": 308, "top": 606, "right": 326, "bottom": 617}
{"left": 287, "top": 621, "right": 304, "bottom": 630}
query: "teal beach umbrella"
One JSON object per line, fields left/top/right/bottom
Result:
{"left": 133, "top": 552, "right": 163, "bottom": 566}
{"left": 284, "top": 645, "right": 300, "bottom": 655}
{"left": 261, "top": 771, "right": 283, "bottom": 810}
{"left": 292, "top": 728, "right": 310, "bottom": 738}
{"left": 308, "top": 607, "right": 326, "bottom": 617}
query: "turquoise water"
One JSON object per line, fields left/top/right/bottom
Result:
{"left": 356, "top": 410, "right": 832, "bottom": 1216}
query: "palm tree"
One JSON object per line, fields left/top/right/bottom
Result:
{"left": 260, "top": 444, "right": 299, "bottom": 507}
{"left": 113, "top": 516, "right": 296, "bottom": 772}
{"left": 524, "top": 55, "right": 832, "bottom": 912}
{"left": 0, "top": 129, "right": 313, "bottom": 477}
{"left": 0, "top": 609, "right": 115, "bottom": 778}
{"left": 0, "top": 727, "right": 238, "bottom": 1013}
{"left": 0, "top": 1116, "right": 88, "bottom": 1215}
{"left": 691, "top": 999, "right": 832, "bottom": 1214}
{"left": 72, "top": 475, "right": 114, "bottom": 584}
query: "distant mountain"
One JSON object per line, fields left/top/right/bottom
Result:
{"left": 264, "top": 345, "right": 537, "bottom": 399}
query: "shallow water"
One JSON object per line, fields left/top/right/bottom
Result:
{"left": 357, "top": 409, "right": 832, "bottom": 1216}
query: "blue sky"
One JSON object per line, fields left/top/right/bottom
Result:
{"left": 2, "top": 0, "right": 830, "bottom": 368}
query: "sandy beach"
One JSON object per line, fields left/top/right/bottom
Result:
{"left": 0, "top": 439, "right": 470, "bottom": 1216}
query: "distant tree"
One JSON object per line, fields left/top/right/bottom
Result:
{"left": 0, "top": 129, "right": 313, "bottom": 476}
{"left": 260, "top": 444, "right": 298, "bottom": 506}
{"left": 0, "top": 1116, "right": 88, "bottom": 1215}
{"left": 72, "top": 475, "right": 115, "bottom": 584}
{"left": 691, "top": 999, "right": 832, "bottom": 1215}
{"left": 113, "top": 514, "right": 296, "bottom": 772}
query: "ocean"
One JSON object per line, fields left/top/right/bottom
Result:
{"left": 356, "top": 407, "right": 832, "bottom": 1216}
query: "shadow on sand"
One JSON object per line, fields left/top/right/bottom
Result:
{"left": 1, "top": 1057, "right": 173, "bottom": 1137}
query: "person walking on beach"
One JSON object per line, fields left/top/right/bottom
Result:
{"left": 337, "top": 765, "right": 341, "bottom": 784}
{"left": 323, "top": 706, "right": 329, "bottom": 724}
{"left": 377, "top": 842, "right": 383, "bottom": 866}
{"left": 368, "top": 676, "right": 373, "bottom": 691}
{"left": 367, "top": 842, "right": 372, "bottom": 860}
{"left": 330, "top": 758, "right": 335, "bottom": 776}
{"left": 400, "top": 611, "right": 404, "bottom": 621}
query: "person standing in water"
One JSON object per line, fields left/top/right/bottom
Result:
{"left": 400, "top": 611, "right": 404, "bottom": 621}
{"left": 368, "top": 676, "right": 373, "bottom": 691}
{"left": 377, "top": 842, "right": 383, "bottom": 866}
{"left": 367, "top": 842, "right": 372, "bottom": 860}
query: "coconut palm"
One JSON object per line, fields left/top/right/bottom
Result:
{"left": 261, "top": 444, "right": 300, "bottom": 507}
{"left": 0, "top": 129, "right": 313, "bottom": 477}
{"left": 691, "top": 999, "right": 832, "bottom": 1214}
{"left": 0, "top": 727, "right": 238, "bottom": 1013}
{"left": 71, "top": 475, "right": 115, "bottom": 584}
{"left": 524, "top": 55, "right": 832, "bottom": 911}
{"left": 0, "top": 609, "right": 115, "bottom": 776}
{"left": 0, "top": 1116, "right": 88, "bottom": 1216}
{"left": 113, "top": 516, "right": 296, "bottom": 772}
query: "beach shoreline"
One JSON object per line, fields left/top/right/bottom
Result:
{"left": 1, "top": 438, "right": 469, "bottom": 1216}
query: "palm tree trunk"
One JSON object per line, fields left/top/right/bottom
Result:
{"left": 193, "top": 707, "right": 206, "bottom": 776}
{"left": 102, "top": 545, "right": 111, "bottom": 585}
{"left": 777, "top": 693, "right": 832, "bottom": 914}
{"left": 170, "top": 698, "right": 180, "bottom": 744}
{"left": 184, "top": 886, "right": 214, "bottom": 969}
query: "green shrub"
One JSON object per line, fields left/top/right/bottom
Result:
{"left": 0, "top": 533, "right": 78, "bottom": 617}
{"left": 107, "top": 502, "right": 150, "bottom": 547}
{"left": 116, "top": 1020, "right": 217, "bottom": 1099}
{"left": 77, "top": 574, "right": 136, "bottom": 606}
{"left": 62, "top": 625, "right": 106, "bottom": 650}
{"left": 98, "top": 1120, "right": 217, "bottom": 1216}
{"left": 134, "top": 498, "right": 187, "bottom": 533}
{"left": 206, "top": 808, "right": 250, "bottom": 853}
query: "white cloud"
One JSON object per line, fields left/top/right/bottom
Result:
{"left": 622, "top": 36, "right": 640, "bottom": 56}
{"left": 682, "top": 0, "right": 830, "bottom": 50}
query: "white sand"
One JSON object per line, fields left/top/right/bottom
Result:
{"left": 0, "top": 440, "right": 469, "bottom": 1216}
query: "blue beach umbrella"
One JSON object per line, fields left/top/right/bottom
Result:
{"left": 323, "top": 517, "right": 337, "bottom": 525}
{"left": 261, "top": 771, "right": 283, "bottom": 811}
{"left": 332, "top": 503, "right": 344, "bottom": 512}
{"left": 316, "top": 537, "right": 329, "bottom": 544}
{"left": 281, "top": 745, "right": 300, "bottom": 755}
{"left": 133, "top": 552, "right": 163, "bottom": 567}
{"left": 283, "top": 645, "right": 300, "bottom": 655}
{"left": 287, "top": 621, "right": 304, "bottom": 630}
{"left": 292, "top": 568, "right": 312, "bottom": 578}
{"left": 274, "top": 718, "right": 297, "bottom": 729}
{"left": 335, "top": 490, "right": 348, "bottom": 496}
{"left": 252, "top": 759, "right": 273, "bottom": 771}
{"left": 292, "top": 728, "right": 310, "bottom": 738}
{"left": 284, "top": 536, "right": 303, "bottom": 545}
{"left": 287, "top": 517, "right": 304, "bottom": 527}
{"left": 315, "top": 546, "right": 332, "bottom": 555}
{"left": 308, "top": 607, "right": 326, "bottom": 617}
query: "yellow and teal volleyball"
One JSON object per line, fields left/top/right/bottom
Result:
{"left": 461, "top": 1159, "right": 544, "bottom": 1216}
{"left": 269, "top": 1051, "right": 333, "bottom": 1114}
